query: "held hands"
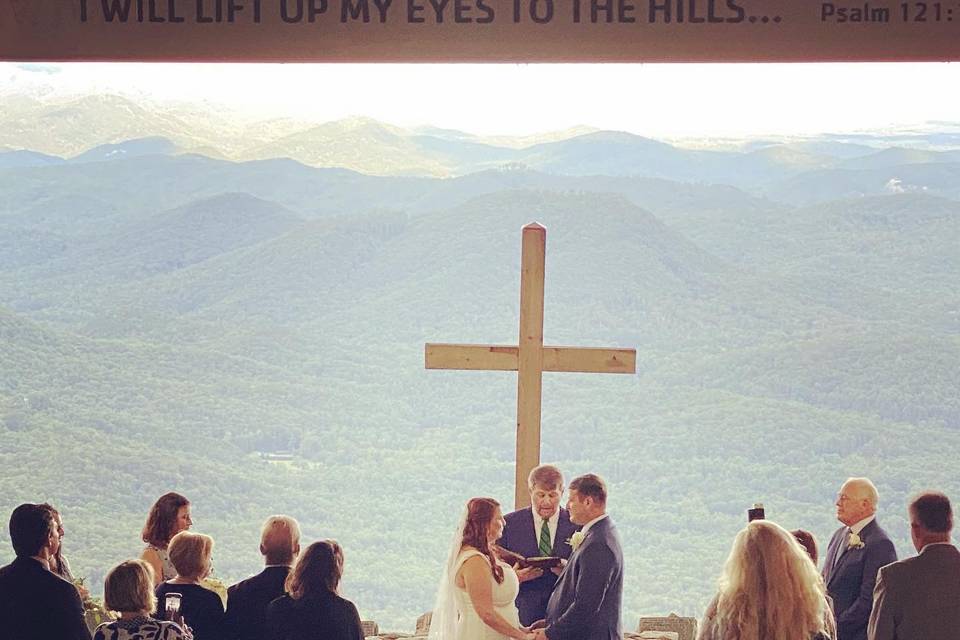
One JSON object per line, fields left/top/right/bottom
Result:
{"left": 516, "top": 625, "right": 538, "bottom": 640}
{"left": 514, "top": 563, "right": 544, "bottom": 582}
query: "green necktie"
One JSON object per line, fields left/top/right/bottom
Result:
{"left": 538, "top": 519, "right": 552, "bottom": 556}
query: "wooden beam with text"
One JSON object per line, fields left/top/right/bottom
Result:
{"left": 425, "top": 223, "right": 636, "bottom": 509}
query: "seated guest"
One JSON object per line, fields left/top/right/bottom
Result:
{"left": 94, "top": 559, "right": 186, "bottom": 640}
{"left": 224, "top": 515, "right": 301, "bottom": 640}
{"left": 868, "top": 491, "right": 960, "bottom": 640}
{"left": 142, "top": 493, "right": 193, "bottom": 586}
{"left": 266, "top": 540, "right": 364, "bottom": 640}
{"left": 699, "top": 520, "right": 837, "bottom": 640}
{"left": 155, "top": 531, "right": 225, "bottom": 640}
{"left": 793, "top": 529, "right": 820, "bottom": 565}
{"left": 0, "top": 503, "right": 91, "bottom": 640}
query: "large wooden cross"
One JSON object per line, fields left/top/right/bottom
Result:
{"left": 425, "top": 223, "right": 636, "bottom": 509}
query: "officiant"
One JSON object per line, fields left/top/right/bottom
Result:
{"left": 499, "top": 465, "right": 580, "bottom": 627}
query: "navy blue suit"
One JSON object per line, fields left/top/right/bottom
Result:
{"left": 822, "top": 519, "right": 897, "bottom": 640}
{"left": 500, "top": 507, "right": 580, "bottom": 626}
{"left": 544, "top": 516, "right": 623, "bottom": 640}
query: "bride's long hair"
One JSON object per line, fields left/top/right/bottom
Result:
{"left": 461, "top": 497, "right": 504, "bottom": 584}
{"left": 707, "top": 520, "right": 836, "bottom": 640}
{"left": 427, "top": 497, "right": 506, "bottom": 640}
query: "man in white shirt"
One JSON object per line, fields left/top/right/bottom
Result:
{"left": 868, "top": 491, "right": 960, "bottom": 640}
{"left": 822, "top": 477, "right": 898, "bottom": 640}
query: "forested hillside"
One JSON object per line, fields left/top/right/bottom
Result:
{"left": 1, "top": 101, "right": 959, "bottom": 631}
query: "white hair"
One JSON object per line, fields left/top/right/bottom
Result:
{"left": 845, "top": 477, "right": 879, "bottom": 507}
{"left": 260, "top": 515, "right": 300, "bottom": 562}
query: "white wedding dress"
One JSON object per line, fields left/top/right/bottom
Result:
{"left": 451, "top": 549, "right": 521, "bottom": 640}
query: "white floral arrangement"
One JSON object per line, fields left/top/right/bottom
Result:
{"left": 567, "top": 531, "right": 586, "bottom": 551}
{"left": 847, "top": 532, "right": 865, "bottom": 550}
{"left": 74, "top": 577, "right": 117, "bottom": 634}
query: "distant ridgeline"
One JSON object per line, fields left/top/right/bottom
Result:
{"left": 1, "top": 97, "right": 959, "bottom": 630}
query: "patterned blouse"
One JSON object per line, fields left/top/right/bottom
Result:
{"left": 146, "top": 544, "right": 178, "bottom": 581}
{"left": 93, "top": 616, "right": 185, "bottom": 640}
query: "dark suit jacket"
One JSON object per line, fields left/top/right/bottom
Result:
{"left": 224, "top": 565, "right": 290, "bottom": 640}
{"left": 867, "top": 542, "right": 960, "bottom": 640}
{"left": 0, "top": 556, "right": 92, "bottom": 640}
{"left": 500, "top": 507, "right": 580, "bottom": 626}
{"left": 545, "top": 516, "right": 623, "bottom": 640}
{"left": 265, "top": 592, "right": 364, "bottom": 640}
{"left": 822, "top": 519, "right": 897, "bottom": 640}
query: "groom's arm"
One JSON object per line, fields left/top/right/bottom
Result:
{"left": 546, "top": 544, "right": 616, "bottom": 640}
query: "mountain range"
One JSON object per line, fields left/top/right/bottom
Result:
{"left": 1, "top": 93, "right": 959, "bottom": 631}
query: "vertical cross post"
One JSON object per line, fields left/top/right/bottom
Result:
{"left": 425, "top": 223, "right": 636, "bottom": 510}
{"left": 515, "top": 223, "right": 546, "bottom": 509}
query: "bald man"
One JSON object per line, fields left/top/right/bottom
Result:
{"left": 823, "top": 478, "right": 897, "bottom": 640}
{"left": 224, "top": 515, "right": 301, "bottom": 640}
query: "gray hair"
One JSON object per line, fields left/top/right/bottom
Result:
{"left": 260, "top": 515, "right": 301, "bottom": 563}
{"left": 845, "top": 477, "right": 879, "bottom": 507}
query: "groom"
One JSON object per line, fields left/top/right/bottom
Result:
{"left": 534, "top": 473, "right": 623, "bottom": 640}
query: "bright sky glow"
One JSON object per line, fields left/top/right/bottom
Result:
{"left": 3, "top": 61, "right": 959, "bottom": 138}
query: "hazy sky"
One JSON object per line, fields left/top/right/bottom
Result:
{"left": 3, "top": 61, "right": 959, "bottom": 138}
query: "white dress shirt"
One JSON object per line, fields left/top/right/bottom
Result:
{"left": 533, "top": 509, "right": 561, "bottom": 550}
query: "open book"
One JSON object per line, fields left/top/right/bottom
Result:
{"left": 494, "top": 545, "right": 561, "bottom": 569}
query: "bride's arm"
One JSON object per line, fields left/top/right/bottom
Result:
{"left": 460, "top": 556, "right": 530, "bottom": 640}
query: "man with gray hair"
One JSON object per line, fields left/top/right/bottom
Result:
{"left": 823, "top": 478, "right": 897, "bottom": 640}
{"left": 224, "top": 515, "right": 301, "bottom": 640}
{"left": 868, "top": 491, "right": 960, "bottom": 640}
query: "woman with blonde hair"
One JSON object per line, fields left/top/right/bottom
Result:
{"left": 155, "top": 531, "right": 224, "bottom": 640}
{"left": 698, "top": 520, "right": 837, "bottom": 640}
{"left": 93, "top": 559, "right": 185, "bottom": 640}
{"left": 265, "top": 539, "right": 364, "bottom": 640}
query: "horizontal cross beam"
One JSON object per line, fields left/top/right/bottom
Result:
{"left": 425, "top": 344, "right": 636, "bottom": 374}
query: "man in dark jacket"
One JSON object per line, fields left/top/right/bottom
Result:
{"left": 538, "top": 473, "right": 623, "bottom": 640}
{"left": 823, "top": 477, "right": 898, "bottom": 640}
{"left": 224, "top": 515, "right": 301, "bottom": 640}
{"left": 0, "top": 503, "right": 91, "bottom": 640}
{"left": 499, "top": 464, "right": 580, "bottom": 627}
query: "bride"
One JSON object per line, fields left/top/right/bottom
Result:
{"left": 429, "top": 498, "right": 534, "bottom": 640}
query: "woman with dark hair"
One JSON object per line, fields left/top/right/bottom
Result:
{"left": 428, "top": 498, "right": 532, "bottom": 640}
{"left": 40, "top": 503, "right": 75, "bottom": 582}
{"left": 140, "top": 493, "right": 192, "bottom": 586}
{"left": 265, "top": 540, "right": 364, "bottom": 640}
{"left": 792, "top": 529, "right": 820, "bottom": 565}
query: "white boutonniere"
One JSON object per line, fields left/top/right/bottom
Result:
{"left": 567, "top": 531, "right": 586, "bottom": 551}
{"left": 847, "top": 532, "right": 865, "bottom": 550}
